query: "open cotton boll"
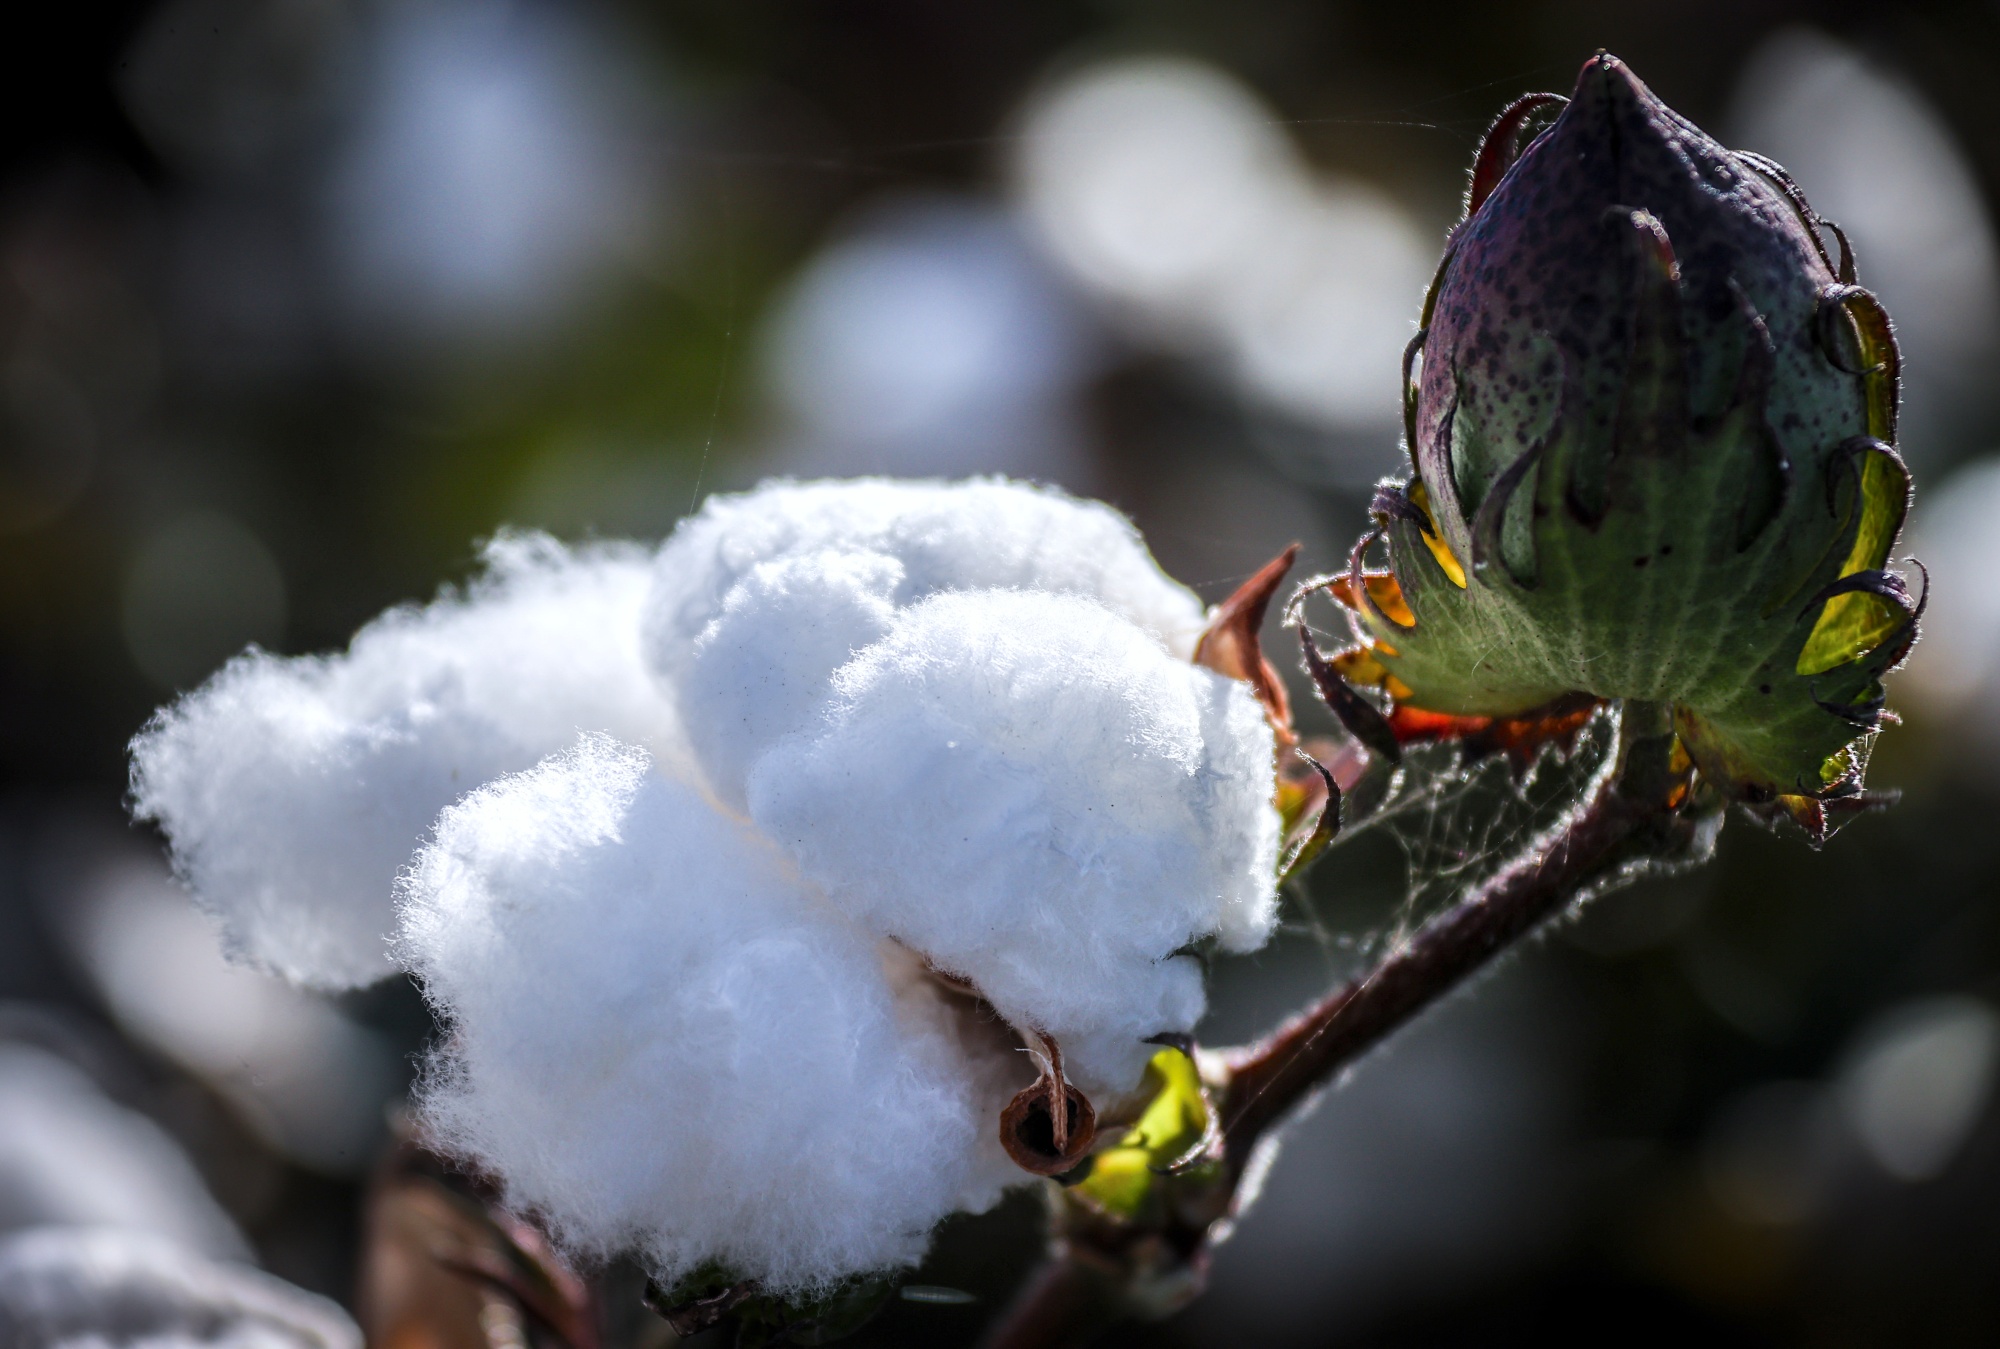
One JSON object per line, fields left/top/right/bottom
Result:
{"left": 748, "top": 589, "right": 1279, "bottom": 1098}
{"left": 647, "top": 478, "right": 1208, "bottom": 801}
{"left": 398, "top": 735, "right": 1018, "bottom": 1293}
{"left": 130, "top": 534, "right": 679, "bottom": 990}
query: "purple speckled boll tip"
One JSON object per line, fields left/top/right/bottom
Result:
{"left": 1352, "top": 52, "right": 1910, "bottom": 828}
{"left": 1414, "top": 53, "right": 1839, "bottom": 550}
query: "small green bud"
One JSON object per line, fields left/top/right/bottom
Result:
{"left": 1335, "top": 53, "right": 1919, "bottom": 835}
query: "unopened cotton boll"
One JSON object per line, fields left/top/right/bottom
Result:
{"left": 130, "top": 534, "right": 680, "bottom": 989}
{"left": 749, "top": 589, "right": 1279, "bottom": 1097}
{"left": 647, "top": 478, "right": 1208, "bottom": 803}
{"left": 397, "top": 735, "right": 1020, "bottom": 1293}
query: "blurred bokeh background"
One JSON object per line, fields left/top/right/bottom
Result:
{"left": 7, "top": 2, "right": 2000, "bottom": 1345}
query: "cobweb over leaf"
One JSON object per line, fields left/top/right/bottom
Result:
{"left": 1281, "top": 708, "right": 1713, "bottom": 971}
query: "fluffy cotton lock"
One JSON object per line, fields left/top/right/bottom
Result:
{"left": 126, "top": 475, "right": 1288, "bottom": 1293}
{"left": 398, "top": 736, "right": 1020, "bottom": 1294}
{"left": 130, "top": 534, "right": 679, "bottom": 988}
{"left": 645, "top": 479, "right": 1279, "bottom": 1098}
{"left": 750, "top": 589, "right": 1279, "bottom": 1096}
{"left": 646, "top": 477, "right": 1209, "bottom": 804}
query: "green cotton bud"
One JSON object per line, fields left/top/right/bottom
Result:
{"left": 1333, "top": 52, "right": 1919, "bottom": 837}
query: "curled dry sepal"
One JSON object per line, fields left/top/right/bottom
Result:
{"left": 128, "top": 478, "right": 1293, "bottom": 1332}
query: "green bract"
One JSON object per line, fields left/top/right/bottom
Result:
{"left": 1332, "top": 53, "right": 1918, "bottom": 836}
{"left": 1073, "top": 1046, "right": 1214, "bottom": 1220}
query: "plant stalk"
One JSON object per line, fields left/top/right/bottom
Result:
{"left": 1217, "top": 703, "right": 1675, "bottom": 1162}
{"left": 983, "top": 702, "right": 1692, "bottom": 1349}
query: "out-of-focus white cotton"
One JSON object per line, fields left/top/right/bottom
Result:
{"left": 750, "top": 589, "right": 1278, "bottom": 1095}
{"left": 0, "top": 1045, "right": 248, "bottom": 1259}
{"left": 1010, "top": 56, "right": 1431, "bottom": 465}
{"left": 130, "top": 533, "right": 678, "bottom": 989}
{"left": 398, "top": 736, "right": 1017, "bottom": 1294}
{"left": 0, "top": 1226, "right": 359, "bottom": 1349}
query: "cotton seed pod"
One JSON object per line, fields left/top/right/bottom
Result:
{"left": 1328, "top": 52, "right": 1919, "bottom": 836}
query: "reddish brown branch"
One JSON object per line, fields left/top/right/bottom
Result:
{"left": 984, "top": 705, "right": 1693, "bottom": 1349}
{"left": 978, "top": 1253, "right": 1125, "bottom": 1349}
{"left": 1217, "top": 735, "right": 1658, "bottom": 1163}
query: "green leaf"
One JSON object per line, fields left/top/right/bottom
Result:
{"left": 1073, "top": 1048, "right": 1212, "bottom": 1219}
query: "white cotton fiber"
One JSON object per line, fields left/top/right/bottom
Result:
{"left": 129, "top": 473, "right": 1288, "bottom": 1287}
{"left": 130, "top": 534, "right": 680, "bottom": 989}
{"left": 646, "top": 478, "right": 1208, "bottom": 804}
{"left": 748, "top": 589, "right": 1279, "bottom": 1097}
{"left": 677, "top": 548, "right": 903, "bottom": 804}
{"left": 398, "top": 736, "right": 1020, "bottom": 1293}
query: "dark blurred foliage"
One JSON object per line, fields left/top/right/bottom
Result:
{"left": 5, "top": 2, "right": 2000, "bottom": 1346}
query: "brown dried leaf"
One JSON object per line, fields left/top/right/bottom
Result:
{"left": 360, "top": 1133, "right": 596, "bottom": 1349}
{"left": 1194, "top": 544, "right": 1299, "bottom": 742}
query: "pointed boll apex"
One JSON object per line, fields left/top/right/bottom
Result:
{"left": 1347, "top": 54, "right": 1916, "bottom": 826}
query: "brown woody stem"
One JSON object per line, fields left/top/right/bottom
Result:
{"left": 1217, "top": 702, "right": 1676, "bottom": 1163}
{"left": 978, "top": 1253, "right": 1126, "bottom": 1349}
{"left": 984, "top": 702, "right": 1691, "bottom": 1349}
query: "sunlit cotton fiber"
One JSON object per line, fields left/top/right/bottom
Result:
{"left": 646, "top": 477, "right": 1209, "bottom": 804}
{"left": 397, "top": 736, "right": 1019, "bottom": 1293}
{"left": 130, "top": 533, "right": 678, "bottom": 988}
{"left": 650, "top": 479, "right": 1278, "bottom": 1097}
{"left": 749, "top": 588, "right": 1279, "bottom": 1096}
{"left": 128, "top": 476, "right": 1285, "bottom": 1290}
